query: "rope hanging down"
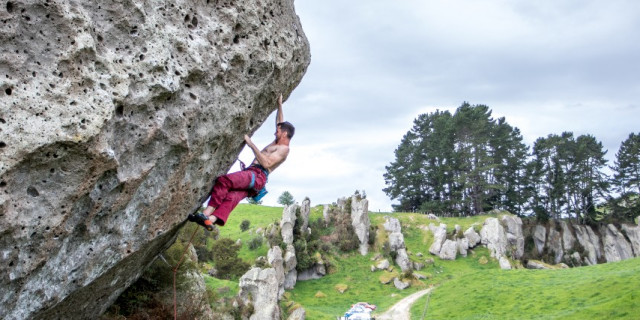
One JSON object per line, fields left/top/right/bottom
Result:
{"left": 172, "top": 227, "right": 200, "bottom": 320}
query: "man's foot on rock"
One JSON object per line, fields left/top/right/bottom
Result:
{"left": 191, "top": 212, "right": 214, "bottom": 231}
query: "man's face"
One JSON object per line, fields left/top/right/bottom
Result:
{"left": 275, "top": 126, "right": 284, "bottom": 142}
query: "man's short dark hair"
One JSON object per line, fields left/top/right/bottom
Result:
{"left": 278, "top": 121, "right": 295, "bottom": 139}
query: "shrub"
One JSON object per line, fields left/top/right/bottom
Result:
{"left": 294, "top": 239, "right": 314, "bottom": 271}
{"left": 248, "top": 236, "right": 263, "bottom": 250}
{"left": 240, "top": 220, "right": 251, "bottom": 232}
{"left": 368, "top": 225, "right": 377, "bottom": 245}
{"left": 211, "top": 238, "right": 250, "bottom": 279}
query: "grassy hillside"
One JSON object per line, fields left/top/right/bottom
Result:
{"left": 411, "top": 256, "right": 640, "bottom": 319}
{"left": 209, "top": 204, "right": 640, "bottom": 319}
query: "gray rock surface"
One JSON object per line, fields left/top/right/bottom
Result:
{"left": 499, "top": 256, "right": 512, "bottom": 270}
{"left": 287, "top": 307, "right": 306, "bottom": 320}
{"left": 548, "top": 227, "right": 564, "bottom": 264}
{"left": 351, "top": 195, "right": 370, "bottom": 255}
{"left": 388, "top": 232, "right": 406, "bottom": 252}
{"left": 438, "top": 239, "right": 457, "bottom": 260}
{"left": 574, "top": 225, "right": 602, "bottom": 265}
{"left": 429, "top": 224, "right": 447, "bottom": 255}
{"left": 480, "top": 218, "right": 508, "bottom": 258}
{"left": 457, "top": 237, "right": 468, "bottom": 257}
{"left": 239, "top": 267, "right": 281, "bottom": 320}
{"left": 601, "top": 224, "right": 634, "bottom": 262}
{"left": 384, "top": 216, "right": 402, "bottom": 233}
{"left": 393, "top": 278, "right": 411, "bottom": 290}
{"left": 533, "top": 225, "right": 547, "bottom": 255}
{"left": 300, "top": 198, "right": 311, "bottom": 234}
{"left": 502, "top": 215, "right": 524, "bottom": 259}
{"left": 464, "top": 226, "right": 481, "bottom": 248}
{"left": 559, "top": 221, "right": 576, "bottom": 252}
{"left": 395, "top": 248, "right": 413, "bottom": 272}
{"left": 526, "top": 260, "right": 551, "bottom": 269}
{"left": 267, "top": 246, "right": 285, "bottom": 297}
{"left": 0, "top": 0, "right": 310, "bottom": 318}
{"left": 281, "top": 204, "right": 299, "bottom": 245}
{"left": 621, "top": 224, "right": 640, "bottom": 256}
{"left": 376, "top": 259, "right": 390, "bottom": 270}
{"left": 283, "top": 244, "right": 297, "bottom": 290}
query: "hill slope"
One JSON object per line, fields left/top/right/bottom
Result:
{"left": 213, "top": 205, "right": 640, "bottom": 319}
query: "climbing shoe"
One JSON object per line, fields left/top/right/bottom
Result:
{"left": 190, "top": 213, "right": 214, "bottom": 231}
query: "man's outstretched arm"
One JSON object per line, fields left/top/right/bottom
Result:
{"left": 276, "top": 94, "right": 284, "bottom": 125}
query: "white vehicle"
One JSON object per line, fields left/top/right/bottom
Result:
{"left": 340, "top": 302, "right": 377, "bottom": 320}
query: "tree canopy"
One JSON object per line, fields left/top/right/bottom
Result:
{"left": 384, "top": 103, "right": 636, "bottom": 223}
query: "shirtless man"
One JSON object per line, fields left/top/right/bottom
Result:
{"left": 190, "top": 94, "right": 294, "bottom": 230}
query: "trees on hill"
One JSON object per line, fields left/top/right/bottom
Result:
{"left": 384, "top": 103, "right": 528, "bottom": 216}
{"left": 384, "top": 103, "right": 635, "bottom": 222}
{"left": 609, "top": 133, "right": 640, "bottom": 220}
{"left": 528, "top": 132, "right": 608, "bottom": 223}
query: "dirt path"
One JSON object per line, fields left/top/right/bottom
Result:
{"left": 375, "top": 288, "right": 433, "bottom": 320}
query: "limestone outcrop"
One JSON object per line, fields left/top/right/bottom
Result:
{"left": 0, "top": 0, "right": 310, "bottom": 318}
{"left": 600, "top": 224, "right": 634, "bottom": 262}
{"left": 501, "top": 215, "right": 524, "bottom": 259}
{"left": 300, "top": 198, "right": 311, "bottom": 234}
{"left": 239, "top": 267, "right": 281, "bottom": 320}
{"left": 281, "top": 204, "right": 299, "bottom": 245}
{"left": 351, "top": 195, "right": 370, "bottom": 255}
{"left": 384, "top": 216, "right": 412, "bottom": 271}
{"left": 429, "top": 223, "right": 447, "bottom": 255}
{"left": 283, "top": 244, "right": 297, "bottom": 290}
{"left": 480, "top": 218, "right": 508, "bottom": 260}
{"left": 426, "top": 212, "right": 640, "bottom": 268}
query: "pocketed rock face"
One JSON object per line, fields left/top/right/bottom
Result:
{"left": 0, "top": 1, "right": 310, "bottom": 319}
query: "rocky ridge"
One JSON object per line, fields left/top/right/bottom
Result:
{"left": 428, "top": 213, "right": 640, "bottom": 269}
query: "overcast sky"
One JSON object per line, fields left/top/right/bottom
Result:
{"left": 236, "top": 0, "right": 640, "bottom": 212}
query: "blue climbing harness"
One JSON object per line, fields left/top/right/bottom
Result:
{"left": 242, "top": 161, "right": 269, "bottom": 202}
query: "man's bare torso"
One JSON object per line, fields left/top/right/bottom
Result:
{"left": 252, "top": 143, "right": 289, "bottom": 172}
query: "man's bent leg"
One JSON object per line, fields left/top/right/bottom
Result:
{"left": 210, "top": 190, "right": 248, "bottom": 226}
{"left": 207, "top": 170, "right": 254, "bottom": 208}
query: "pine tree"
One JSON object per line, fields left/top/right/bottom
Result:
{"left": 610, "top": 132, "right": 640, "bottom": 221}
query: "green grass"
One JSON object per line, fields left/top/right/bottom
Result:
{"left": 411, "top": 257, "right": 640, "bottom": 319}
{"left": 203, "top": 275, "right": 239, "bottom": 298}
{"left": 204, "top": 205, "right": 640, "bottom": 319}
{"left": 287, "top": 252, "right": 427, "bottom": 319}
{"left": 215, "top": 203, "right": 284, "bottom": 262}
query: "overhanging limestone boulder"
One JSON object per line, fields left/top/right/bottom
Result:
{"left": 0, "top": 1, "right": 310, "bottom": 319}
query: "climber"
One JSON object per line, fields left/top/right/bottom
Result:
{"left": 188, "top": 94, "right": 294, "bottom": 230}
